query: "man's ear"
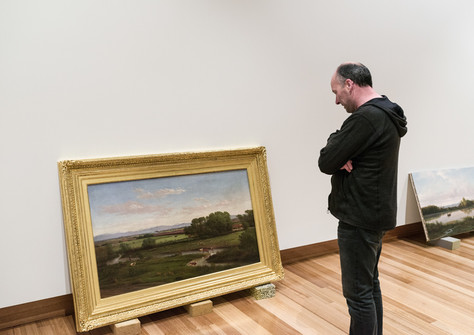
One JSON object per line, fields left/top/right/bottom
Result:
{"left": 345, "top": 78, "right": 355, "bottom": 92}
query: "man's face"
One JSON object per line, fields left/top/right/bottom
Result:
{"left": 330, "top": 74, "right": 356, "bottom": 113}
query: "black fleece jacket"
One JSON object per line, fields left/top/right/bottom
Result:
{"left": 318, "top": 96, "right": 407, "bottom": 231}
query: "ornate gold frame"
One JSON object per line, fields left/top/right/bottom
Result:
{"left": 58, "top": 147, "right": 283, "bottom": 331}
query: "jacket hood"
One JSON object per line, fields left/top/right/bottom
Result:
{"left": 365, "top": 96, "right": 407, "bottom": 137}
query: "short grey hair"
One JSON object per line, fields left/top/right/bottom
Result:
{"left": 336, "top": 63, "right": 373, "bottom": 87}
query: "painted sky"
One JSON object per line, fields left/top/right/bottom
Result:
{"left": 88, "top": 169, "right": 253, "bottom": 237}
{"left": 411, "top": 166, "right": 474, "bottom": 207}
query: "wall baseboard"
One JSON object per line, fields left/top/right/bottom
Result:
{"left": 0, "top": 222, "right": 424, "bottom": 330}
{"left": 0, "top": 294, "right": 74, "bottom": 330}
{"left": 280, "top": 222, "right": 424, "bottom": 265}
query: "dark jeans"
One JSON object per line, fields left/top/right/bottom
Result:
{"left": 338, "top": 221, "right": 386, "bottom": 335}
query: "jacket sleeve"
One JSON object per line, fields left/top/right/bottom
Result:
{"left": 318, "top": 113, "right": 378, "bottom": 175}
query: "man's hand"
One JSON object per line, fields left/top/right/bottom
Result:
{"left": 340, "top": 160, "right": 353, "bottom": 173}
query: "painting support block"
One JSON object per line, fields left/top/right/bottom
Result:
{"left": 184, "top": 300, "right": 213, "bottom": 317}
{"left": 111, "top": 318, "right": 141, "bottom": 335}
{"left": 430, "top": 236, "right": 461, "bottom": 250}
{"left": 249, "top": 283, "right": 276, "bottom": 300}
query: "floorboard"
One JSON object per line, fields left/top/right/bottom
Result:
{"left": 1, "top": 233, "right": 473, "bottom": 334}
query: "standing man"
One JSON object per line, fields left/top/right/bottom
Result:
{"left": 318, "top": 62, "right": 407, "bottom": 334}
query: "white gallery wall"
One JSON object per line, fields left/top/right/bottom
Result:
{"left": 1, "top": 1, "right": 473, "bottom": 308}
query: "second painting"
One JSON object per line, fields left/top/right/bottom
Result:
{"left": 410, "top": 166, "right": 474, "bottom": 241}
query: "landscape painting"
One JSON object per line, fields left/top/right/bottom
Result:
{"left": 410, "top": 166, "right": 474, "bottom": 241}
{"left": 58, "top": 147, "right": 283, "bottom": 331}
{"left": 89, "top": 169, "right": 259, "bottom": 298}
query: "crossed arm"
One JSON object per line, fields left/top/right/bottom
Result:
{"left": 319, "top": 113, "right": 376, "bottom": 175}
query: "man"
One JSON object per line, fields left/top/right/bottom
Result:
{"left": 318, "top": 62, "right": 407, "bottom": 334}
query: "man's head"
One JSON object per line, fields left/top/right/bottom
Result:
{"left": 331, "top": 62, "right": 377, "bottom": 113}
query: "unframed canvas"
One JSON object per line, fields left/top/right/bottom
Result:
{"left": 409, "top": 166, "right": 474, "bottom": 241}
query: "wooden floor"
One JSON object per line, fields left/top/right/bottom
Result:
{"left": 1, "top": 233, "right": 473, "bottom": 334}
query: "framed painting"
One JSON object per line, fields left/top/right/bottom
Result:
{"left": 409, "top": 166, "right": 474, "bottom": 241}
{"left": 58, "top": 147, "right": 283, "bottom": 331}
